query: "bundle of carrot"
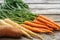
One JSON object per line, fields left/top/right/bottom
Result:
{"left": 23, "top": 21, "right": 53, "bottom": 34}
{"left": 20, "top": 15, "right": 60, "bottom": 35}
{"left": 1, "top": 15, "right": 59, "bottom": 40}
{"left": 4, "top": 19, "right": 43, "bottom": 40}
{"left": 37, "top": 15, "right": 60, "bottom": 30}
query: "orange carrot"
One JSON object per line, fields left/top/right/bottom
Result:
{"left": 37, "top": 17, "right": 60, "bottom": 30}
{"left": 38, "top": 15, "right": 60, "bottom": 30}
{"left": 21, "top": 24, "right": 53, "bottom": 33}
{"left": 24, "top": 21, "right": 53, "bottom": 30}
{"left": 33, "top": 19, "right": 45, "bottom": 25}
{"left": 33, "top": 19, "right": 53, "bottom": 31}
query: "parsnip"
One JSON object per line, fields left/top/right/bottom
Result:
{"left": 4, "top": 19, "right": 43, "bottom": 40}
{"left": 0, "top": 20, "right": 32, "bottom": 39}
{"left": 21, "top": 30, "right": 33, "bottom": 39}
{"left": 0, "top": 22, "right": 22, "bottom": 38}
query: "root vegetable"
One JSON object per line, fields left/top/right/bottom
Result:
{"left": 24, "top": 21, "right": 52, "bottom": 30}
{"left": 0, "top": 19, "right": 32, "bottom": 39}
{"left": 0, "top": 24, "right": 22, "bottom": 38}
{"left": 33, "top": 19, "right": 53, "bottom": 31}
{"left": 33, "top": 19, "right": 45, "bottom": 25}
{"left": 37, "top": 17, "right": 60, "bottom": 30}
{"left": 4, "top": 19, "right": 43, "bottom": 40}
{"left": 38, "top": 15, "right": 60, "bottom": 30}
{"left": 21, "top": 24, "right": 53, "bottom": 33}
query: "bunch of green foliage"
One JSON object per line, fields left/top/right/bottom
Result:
{"left": 0, "top": 0, "right": 37, "bottom": 24}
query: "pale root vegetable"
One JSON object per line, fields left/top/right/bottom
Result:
{"left": 21, "top": 30, "right": 32, "bottom": 39}
{"left": 24, "top": 21, "right": 53, "bottom": 31}
{"left": 20, "top": 25, "right": 43, "bottom": 40}
{"left": 4, "top": 19, "right": 43, "bottom": 40}
{"left": 0, "top": 24, "right": 22, "bottom": 38}
{"left": 21, "top": 24, "right": 53, "bottom": 33}
{"left": 37, "top": 17, "right": 60, "bottom": 30}
{"left": 0, "top": 20, "right": 32, "bottom": 39}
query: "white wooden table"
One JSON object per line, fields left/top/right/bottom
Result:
{"left": 0, "top": 0, "right": 60, "bottom": 40}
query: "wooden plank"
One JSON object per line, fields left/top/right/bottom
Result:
{"left": 42, "top": 14, "right": 60, "bottom": 21}
{"left": 0, "top": 0, "right": 4, "bottom": 3}
{"left": 30, "top": 9, "right": 60, "bottom": 14}
{"left": 28, "top": 4, "right": 60, "bottom": 9}
{"left": 55, "top": 21, "right": 60, "bottom": 25}
{"left": 23, "top": 0, "right": 60, "bottom": 3}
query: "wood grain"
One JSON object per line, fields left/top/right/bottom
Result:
{"left": 23, "top": 0, "right": 60, "bottom": 3}
{"left": 30, "top": 9, "right": 60, "bottom": 14}
{"left": 28, "top": 4, "right": 60, "bottom": 9}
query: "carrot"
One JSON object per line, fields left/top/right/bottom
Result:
{"left": 33, "top": 19, "right": 45, "bottom": 25}
{"left": 21, "top": 24, "right": 53, "bottom": 33}
{"left": 24, "top": 21, "right": 53, "bottom": 30}
{"left": 37, "top": 17, "right": 60, "bottom": 30}
{"left": 0, "top": 20, "right": 32, "bottom": 39}
{"left": 33, "top": 19, "right": 53, "bottom": 31}
{"left": 4, "top": 19, "right": 43, "bottom": 40}
{"left": 38, "top": 15, "right": 60, "bottom": 30}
